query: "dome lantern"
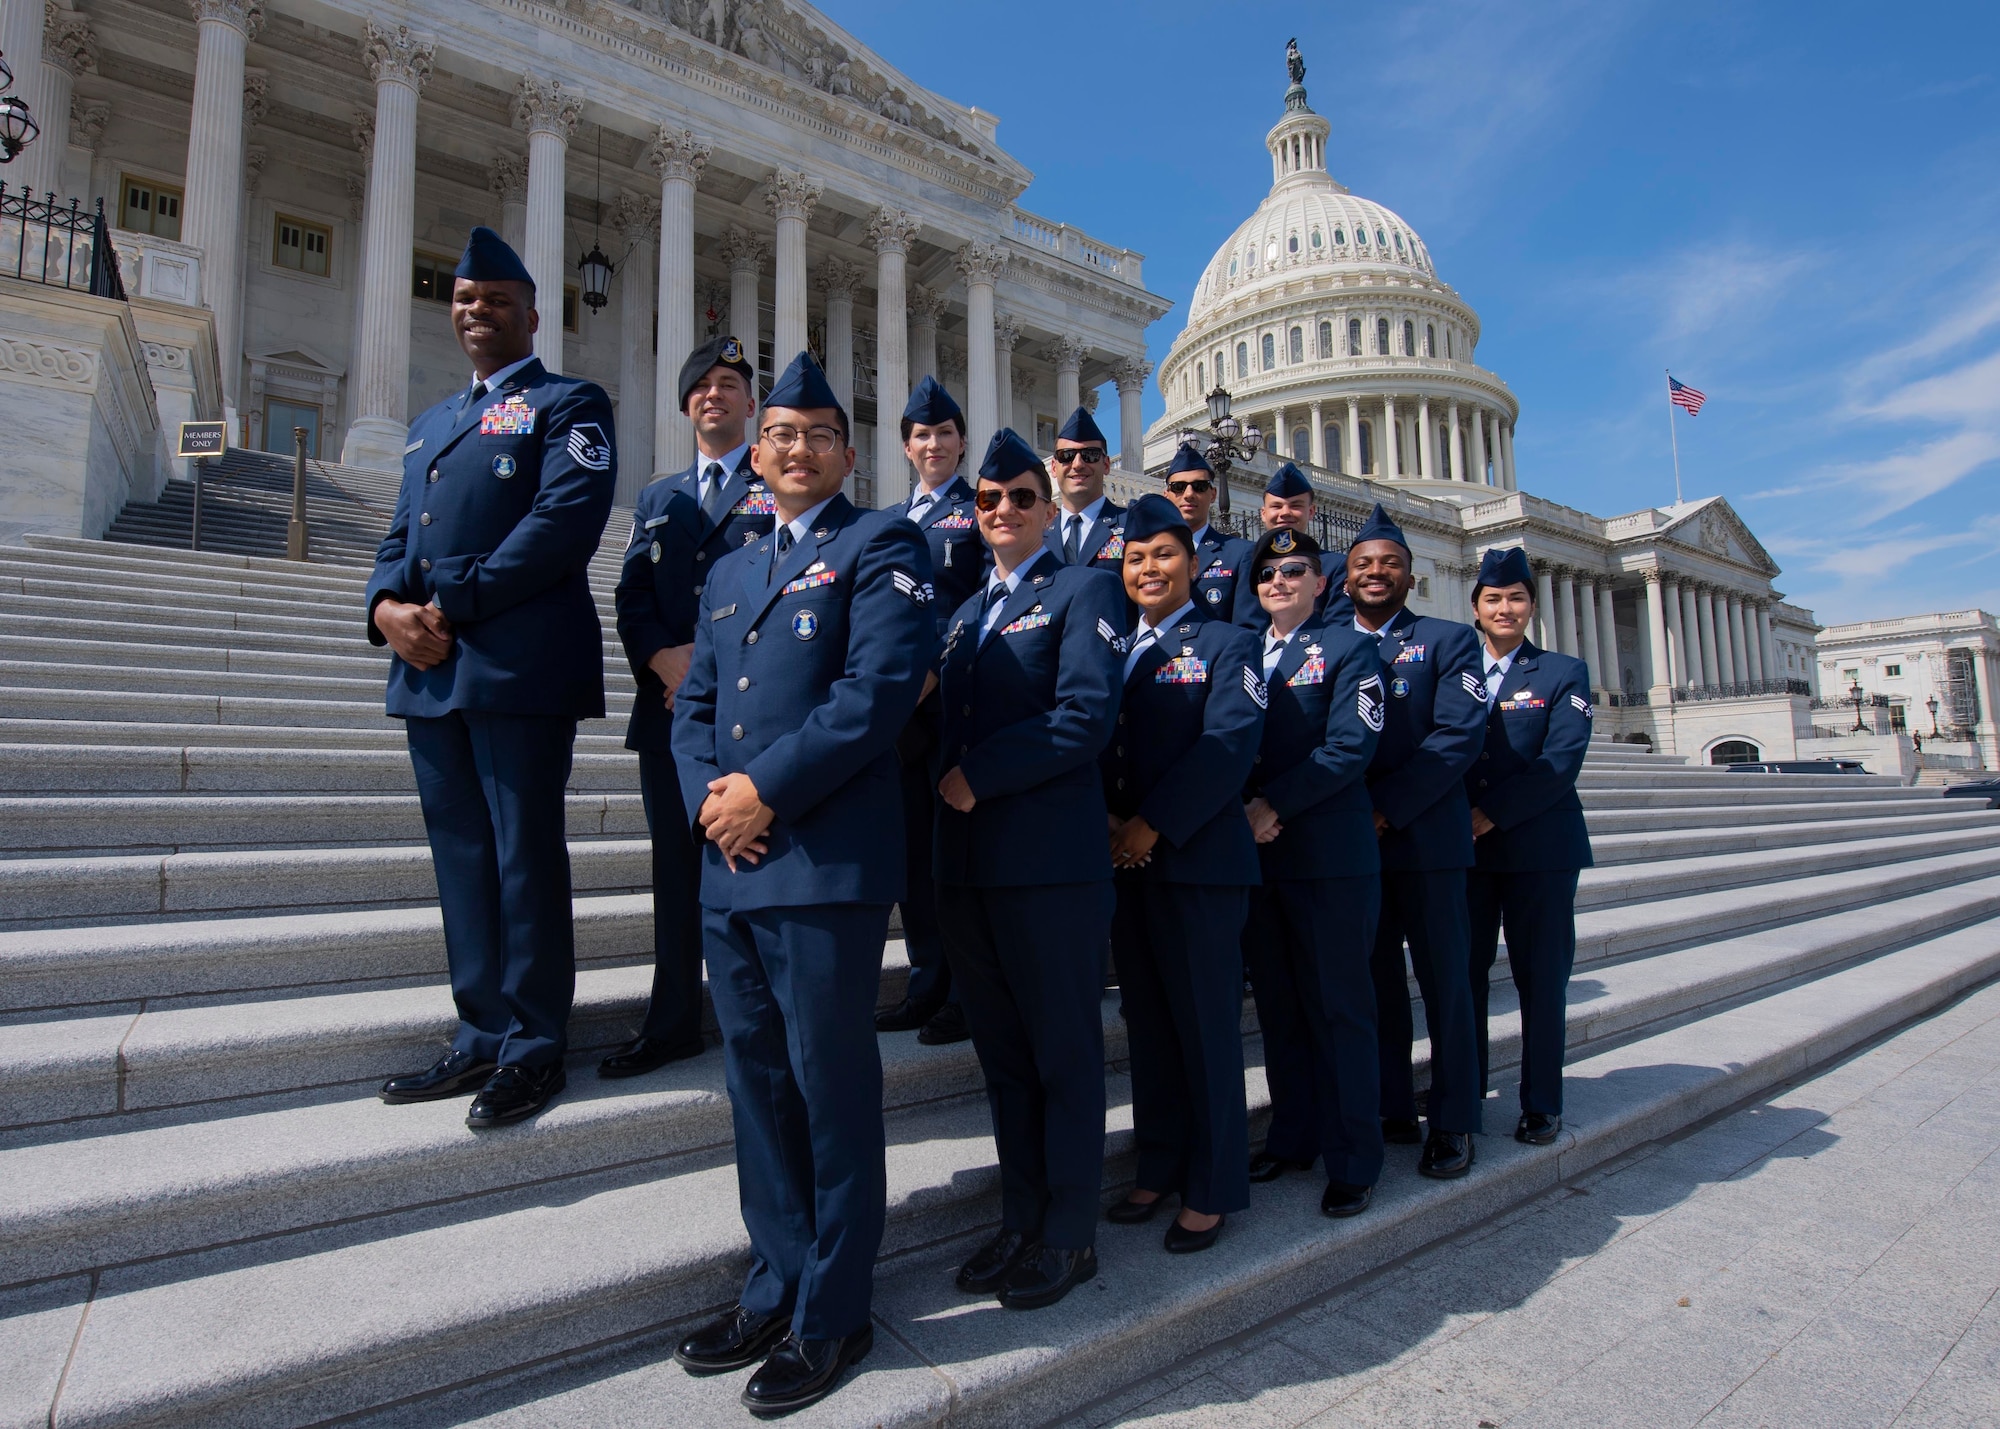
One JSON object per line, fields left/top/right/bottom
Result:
{"left": 1267, "top": 39, "right": 1332, "bottom": 191}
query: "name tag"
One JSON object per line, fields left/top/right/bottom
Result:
{"left": 710, "top": 603, "right": 737, "bottom": 620}
{"left": 479, "top": 394, "right": 537, "bottom": 435}
{"left": 644, "top": 514, "right": 672, "bottom": 530}
{"left": 1000, "top": 611, "right": 1052, "bottom": 635}
{"left": 1393, "top": 644, "right": 1427, "bottom": 664}
{"left": 730, "top": 487, "right": 777, "bottom": 515}
{"left": 1156, "top": 656, "right": 1208, "bottom": 685}
{"left": 1289, "top": 656, "right": 1325, "bottom": 687}
{"left": 404, "top": 439, "right": 424, "bottom": 455}
{"left": 781, "top": 570, "right": 837, "bottom": 596}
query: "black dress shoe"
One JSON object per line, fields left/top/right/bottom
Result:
{"left": 999, "top": 1245, "right": 1097, "bottom": 1309}
{"left": 1106, "top": 1194, "right": 1164, "bottom": 1225}
{"left": 955, "top": 1228, "right": 1036, "bottom": 1294}
{"left": 675, "top": 1303, "right": 793, "bottom": 1375}
{"left": 464, "top": 1063, "right": 565, "bottom": 1128}
{"left": 873, "top": 994, "right": 943, "bottom": 1033}
{"left": 1322, "top": 1180, "right": 1374, "bottom": 1218}
{"left": 379, "top": 1049, "right": 496, "bottom": 1103}
{"left": 1163, "top": 1214, "right": 1224, "bottom": 1254}
{"left": 1417, "top": 1130, "right": 1475, "bottom": 1179}
{"left": 1248, "top": 1152, "right": 1313, "bottom": 1183}
{"left": 596, "top": 1034, "right": 706, "bottom": 1079}
{"left": 741, "top": 1327, "right": 872, "bottom": 1417}
{"left": 1381, "top": 1117, "right": 1423, "bottom": 1145}
{"left": 1516, "top": 1112, "right": 1562, "bottom": 1145}
{"left": 916, "top": 1002, "right": 971, "bottom": 1045}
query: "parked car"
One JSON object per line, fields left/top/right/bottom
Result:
{"left": 1724, "top": 760, "right": 1867, "bottom": 774}
{"left": 1941, "top": 778, "right": 2000, "bottom": 809}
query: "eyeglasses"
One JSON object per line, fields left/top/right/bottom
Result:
{"left": 759, "top": 424, "right": 843, "bottom": 454}
{"left": 1256, "top": 561, "right": 1317, "bottom": 585}
{"left": 973, "top": 486, "right": 1043, "bottom": 512}
{"left": 1050, "top": 447, "right": 1106, "bottom": 466}
{"left": 1166, "top": 478, "right": 1214, "bottom": 497}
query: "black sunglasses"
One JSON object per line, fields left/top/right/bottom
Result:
{"left": 1050, "top": 447, "right": 1106, "bottom": 465}
{"left": 1166, "top": 478, "right": 1214, "bottom": 497}
{"left": 1256, "top": 560, "right": 1317, "bottom": 585}
{"left": 974, "top": 486, "right": 1043, "bottom": 512}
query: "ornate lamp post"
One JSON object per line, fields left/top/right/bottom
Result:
{"left": 0, "top": 52, "right": 41, "bottom": 164}
{"left": 1927, "top": 694, "right": 1940, "bottom": 738}
{"left": 1849, "top": 679, "right": 1867, "bottom": 734}
{"left": 1181, "top": 384, "right": 1262, "bottom": 525}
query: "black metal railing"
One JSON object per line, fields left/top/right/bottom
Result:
{"left": 1606, "top": 690, "right": 1650, "bottom": 707}
{"left": 1675, "top": 678, "right": 1812, "bottom": 702}
{"left": 0, "top": 186, "right": 127, "bottom": 299}
{"left": 1809, "top": 691, "right": 1890, "bottom": 711}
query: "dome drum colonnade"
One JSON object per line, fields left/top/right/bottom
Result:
{"left": 125, "top": 0, "right": 1166, "bottom": 500}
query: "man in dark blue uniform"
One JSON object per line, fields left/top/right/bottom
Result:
{"left": 1251, "top": 462, "right": 1353, "bottom": 627}
{"left": 671, "top": 335, "right": 778, "bottom": 591}
{"left": 1240, "top": 528, "right": 1387, "bottom": 1217}
{"left": 1161, "top": 442, "right": 1257, "bottom": 625}
{"left": 669, "top": 352, "right": 933, "bottom": 1417}
{"left": 1462, "top": 547, "right": 1594, "bottom": 1147}
{"left": 1349, "top": 504, "right": 1489, "bottom": 1179}
{"left": 1044, "top": 406, "right": 1127, "bottom": 572}
{"left": 372, "top": 227, "right": 615, "bottom": 1127}
{"left": 1102, "top": 494, "right": 1266, "bottom": 1254}
{"left": 874, "top": 375, "right": 987, "bottom": 1046}
{"left": 934, "top": 428, "right": 1126, "bottom": 1309}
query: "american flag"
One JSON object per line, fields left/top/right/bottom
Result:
{"left": 1669, "top": 376, "right": 1707, "bottom": 416}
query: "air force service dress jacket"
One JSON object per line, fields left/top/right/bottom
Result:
{"left": 1364, "top": 609, "right": 1490, "bottom": 871}
{"left": 1467, "top": 641, "right": 1595, "bottom": 872}
{"left": 902, "top": 475, "right": 989, "bottom": 630}
{"left": 670, "top": 494, "right": 936, "bottom": 909}
{"left": 614, "top": 481, "right": 702, "bottom": 753}
{"left": 365, "top": 358, "right": 616, "bottom": 720}
{"left": 1189, "top": 524, "right": 1257, "bottom": 628}
{"left": 1249, "top": 621, "right": 1387, "bottom": 882}
{"left": 669, "top": 447, "right": 777, "bottom": 596}
{"left": 1044, "top": 499, "right": 1128, "bottom": 573}
{"left": 934, "top": 550, "right": 1127, "bottom": 884}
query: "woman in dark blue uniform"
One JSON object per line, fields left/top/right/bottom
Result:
{"left": 1102, "top": 494, "right": 1266, "bottom": 1254}
{"left": 1463, "top": 547, "right": 1594, "bottom": 1147}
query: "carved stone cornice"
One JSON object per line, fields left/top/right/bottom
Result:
{"left": 907, "top": 284, "right": 945, "bottom": 323}
{"left": 0, "top": 332, "right": 96, "bottom": 386}
{"left": 1111, "top": 356, "right": 1153, "bottom": 394}
{"left": 44, "top": 4, "right": 96, "bottom": 76}
{"left": 241, "top": 71, "right": 267, "bottom": 128}
{"left": 364, "top": 23, "right": 435, "bottom": 93}
{"left": 1045, "top": 333, "right": 1088, "bottom": 374}
{"left": 188, "top": 0, "right": 261, "bottom": 40}
{"left": 351, "top": 108, "right": 374, "bottom": 158}
{"left": 611, "top": 191, "right": 660, "bottom": 242}
{"left": 763, "top": 168, "right": 822, "bottom": 223}
{"left": 716, "top": 224, "right": 769, "bottom": 274}
{"left": 953, "top": 240, "right": 1007, "bottom": 287}
{"left": 647, "top": 126, "right": 710, "bottom": 186}
{"left": 488, "top": 153, "right": 528, "bottom": 204}
{"left": 865, "top": 206, "right": 920, "bottom": 257}
{"left": 992, "top": 313, "right": 1020, "bottom": 352}
{"left": 818, "top": 257, "right": 865, "bottom": 299}
{"left": 513, "top": 73, "right": 581, "bottom": 141}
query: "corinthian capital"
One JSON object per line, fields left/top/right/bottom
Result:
{"left": 513, "top": 74, "right": 582, "bottom": 142}
{"left": 648, "top": 126, "right": 710, "bottom": 185}
{"left": 241, "top": 71, "right": 267, "bottom": 127}
{"left": 865, "top": 206, "right": 920, "bottom": 256}
{"left": 189, "top": 0, "right": 262, "bottom": 40}
{"left": 818, "top": 258, "right": 866, "bottom": 299}
{"left": 716, "top": 224, "right": 770, "bottom": 274}
{"left": 612, "top": 192, "right": 661, "bottom": 242}
{"left": 1045, "top": 333, "right": 1088, "bottom": 374}
{"left": 954, "top": 240, "right": 1007, "bottom": 286}
{"left": 351, "top": 108, "right": 375, "bottom": 158}
{"left": 44, "top": 5, "right": 97, "bottom": 76}
{"left": 907, "top": 284, "right": 946, "bottom": 323}
{"left": 1111, "top": 356, "right": 1153, "bottom": 394}
{"left": 763, "top": 168, "right": 822, "bottom": 223}
{"left": 993, "top": 313, "right": 1021, "bottom": 352}
{"left": 365, "top": 22, "right": 435, "bottom": 92}
{"left": 489, "top": 153, "right": 528, "bottom": 205}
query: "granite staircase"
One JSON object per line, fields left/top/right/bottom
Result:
{"left": 3, "top": 528, "right": 1999, "bottom": 1429}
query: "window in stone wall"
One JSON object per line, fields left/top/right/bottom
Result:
{"left": 1261, "top": 332, "right": 1275, "bottom": 369}
{"left": 1334, "top": 226, "right": 1347, "bottom": 245}
{"left": 1236, "top": 341, "right": 1249, "bottom": 379}
{"left": 1403, "top": 319, "right": 1415, "bottom": 356}
{"left": 1348, "top": 318, "right": 1362, "bottom": 355}
{"left": 1288, "top": 326, "right": 1303, "bottom": 363}
{"left": 272, "top": 215, "right": 331, "bottom": 277}
{"left": 1310, "top": 227, "right": 1323, "bottom": 249}
{"left": 1884, "top": 663, "right": 1902, "bottom": 676}
{"left": 1376, "top": 318, "right": 1390, "bottom": 355}
{"left": 563, "top": 283, "right": 580, "bottom": 334}
{"left": 1287, "top": 233, "right": 1299, "bottom": 254}
{"left": 1426, "top": 322, "right": 1436, "bottom": 357}
{"left": 1317, "top": 320, "right": 1333, "bottom": 357}
{"left": 411, "top": 251, "right": 456, "bottom": 303}
{"left": 119, "top": 175, "right": 183, "bottom": 240}
{"left": 1292, "top": 427, "right": 1309, "bottom": 461}
{"left": 1416, "top": 575, "right": 1431, "bottom": 600}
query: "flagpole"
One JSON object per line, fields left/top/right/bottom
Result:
{"left": 1666, "top": 369, "right": 1683, "bottom": 506}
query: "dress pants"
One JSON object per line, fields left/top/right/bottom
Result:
{"left": 406, "top": 710, "right": 577, "bottom": 1071}
{"left": 896, "top": 711, "right": 951, "bottom": 1008}
{"left": 705, "top": 901, "right": 890, "bottom": 1341}
{"left": 939, "top": 880, "right": 1114, "bottom": 1250}
{"left": 636, "top": 749, "right": 703, "bottom": 1044}
{"left": 1113, "top": 880, "right": 1251, "bottom": 1216}
{"left": 1468, "top": 868, "right": 1580, "bottom": 1116}
{"left": 1246, "top": 875, "right": 1385, "bottom": 1188}
{"left": 1371, "top": 868, "right": 1483, "bottom": 1135}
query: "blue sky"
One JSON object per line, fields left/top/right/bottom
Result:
{"left": 843, "top": 0, "right": 2000, "bottom": 625}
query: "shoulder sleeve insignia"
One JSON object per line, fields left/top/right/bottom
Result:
{"left": 1097, "top": 616, "right": 1120, "bottom": 645}
{"left": 1242, "top": 666, "right": 1268, "bottom": 709}
{"left": 1570, "top": 693, "right": 1595, "bottom": 716}
{"left": 1461, "top": 670, "right": 1487, "bottom": 701}
{"left": 566, "top": 422, "right": 612, "bottom": 471}
{"left": 1358, "top": 674, "right": 1386, "bottom": 731}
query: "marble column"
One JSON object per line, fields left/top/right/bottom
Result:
{"left": 1447, "top": 400, "right": 1464, "bottom": 481}
{"left": 513, "top": 74, "right": 582, "bottom": 372}
{"left": 956, "top": 242, "right": 1005, "bottom": 467}
{"left": 764, "top": 168, "right": 820, "bottom": 364}
{"left": 1555, "top": 569, "right": 1579, "bottom": 656}
{"left": 867, "top": 207, "right": 918, "bottom": 503}
{"left": 489, "top": 154, "right": 528, "bottom": 253}
{"left": 1417, "top": 396, "right": 1434, "bottom": 479}
{"left": 1383, "top": 394, "right": 1400, "bottom": 478}
{"left": 181, "top": 0, "right": 263, "bottom": 422}
{"left": 1113, "top": 357, "right": 1151, "bottom": 474}
{"left": 1308, "top": 399, "right": 1325, "bottom": 469}
{"left": 907, "top": 284, "right": 943, "bottom": 385}
{"left": 718, "top": 225, "right": 769, "bottom": 387}
{"left": 1597, "top": 584, "right": 1620, "bottom": 694}
{"left": 346, "top": 112, "right": 373, "bottom": 442}
{"left": 1500, "top": 420, "right": 1517, "bottom": 489}
{"left": 1757, "top": 604, "right": 1778, "bottom": 683}
{"left": 992, "top": 313, "right": 1019, "bottom": 439}
{"left": 1578, "top": 577, "right": 1603, "bottom": 688}
{"left": 649, "top": 126, "right": 708, "bottom": 475}
{"left": 1745, "top": 601, "right": 1766, "bottom": 683}
{"left": 26, "top": 5, "right": 95, "bottom": 198}
{"left": 1470, "top": 407, "right": 1489, "bottom": 486}
{"left": 1713, "top": 592, "right": 1737, "bottom": 688}
{"left": 1663, "top": 578, "right": 1687, "bottom": 688}
{"left": 1643, "top": 572, "right": 1672, "bottom": 698}
{"left": 1049, "top": 333, "right": 1086, "bottom": 419}
{"left": 340, "top": 22, "right": 433, "bottom": 471}
{"left": 1273, "top": 406, "right": 1288, "bottom": 462}
{"left": 611, "top": 192, "right": 659, "bottom": 503}
{"left": 817, "top": 258, "right": 861, "bottom": 418}
{"left": 1678, "top": 584, "right": 1701, "bottom": 689}
{"left": 1535, "top": 565, "right": 1558, "bottom": 650}
{"left": 1693, "top": 588, "right": 1719, "bottom": 687}
{"left": 1727, "top": 597, "right": 1750, "bottom": 684}
{"left": 0, "top": 0, "right": 47, "bottom": 200}
{"left": 1345, "top": 396, "right": 1362, "bottom": 476}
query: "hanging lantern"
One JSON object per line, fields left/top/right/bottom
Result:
{"left": 577, "top": 243, "right": 612, "bottom": 313}
{"left": 0, "top": 94, "right": 40, "bottom": 165}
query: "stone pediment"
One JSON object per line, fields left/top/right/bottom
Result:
{"left": 1655, "top": 496, "right": 1778, "bottom": 576}
{"left": 250, "top": 346, "right": 344, "bottom": 378}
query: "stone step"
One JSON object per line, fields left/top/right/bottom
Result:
{"left": 23, "top": 531, "right": 629, "bottom": 581}
{"left": 1577, "top": 781, "right": 1925, "bottom": 809}
{"left": 0, "top": 742, "right": 639, "bottom": 794}
{"left": 1581, "top": 794, "right": 1951, "bottom": 833}
{"left": 0, "top": 684, "right": 630, "bottom": 733}
{"left": 1588, "top": 804, "right": 2000, "bottom": 865}
{"left": 20, "top": 918, "right": 1999, "bottom": 1429}
{"left": 0, "top": 608, "right": 624, "bottom": 662}
{"left": 1575, "top": 766, "right": 1897, "bottom": 788}
{"left": 0, "top": 634, "right": 638, "bottom": 689}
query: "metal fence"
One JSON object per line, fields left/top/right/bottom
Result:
{"left": 0, "top": 186, "right": 126, "bottom": 299}
{"left": 1676, "top": 678, "right": 1812, "bottom": 702}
